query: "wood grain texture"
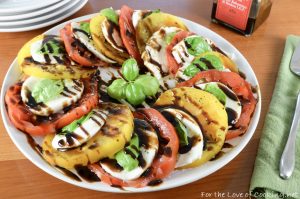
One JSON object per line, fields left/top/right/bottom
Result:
{"left": 0, "top": 0, "right": 298, "bottom": 198}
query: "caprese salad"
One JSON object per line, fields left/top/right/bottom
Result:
{"left": 4, "top": 5, "right": 257, "bottom": 188}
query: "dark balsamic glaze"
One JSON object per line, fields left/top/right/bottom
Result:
{"left": 147, "top": 179, "right": 163, "bottom": 186}
{"left": 222, "top": 143, "right": 233, "bottom": 149}
{"left": 199, "top": 57, "right": 216, "bottom": 70}
{"left": 26, "top": 134, "right": 43, "bottom": 156}
{"left": 101, "top": 158, "right": 123, "bottom": 172}
{"left": 137, "top": 154, "right": 146, "bottom": 168}
{"left": 134, "top": 119, "right": 152, "bottom": 149}
{"left": 211, "top": 44, "right": 227, "bottom": 56}
{"left": 24, "top": 88, "right": 45, "bottom": 110}
{"left": 74, "top": 165, "right": 101, "bottom": 182}
{"left": 73, "top": 28, "right": 91, "bottom": 39}
{"left": 111, "top": 184, "right": 125, "bottom": 190}
{"left": 251, "top": 85, "right": 258, "bottom": 94}
{"left": 209, "top": 151, "right": 225, "bottom": 161}
{"left": 239, "top": 71, "right": 247, "bottom": 79}
{"left": 124, "top": 148, "right": 137, "bottom": 159}
{"left": 226, "top": 107, "right": 238, "bottom": 126}
{"left": 105, "top": 20, "right": 126, "bottom": 51}
{"left": 218, "top": 83, "right": 238, "bottom": 101}
{"left": 178, "top": 137, "right": 199, "bottom": 154}
{"left": 55, "top": 166, "right": 81, "bottom": 182}
{"left": 141, "top": 167, "right": 153, "bottom": 178}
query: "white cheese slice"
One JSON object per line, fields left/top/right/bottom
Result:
{"left": 132, "top": 10, "right": 143, "bottom": 29}
{"left": 142, "top": 26, "right": 182, "bottom": 90}
{"left": 162, "top": 108, "right": 204, "bottom": 168}
{"left": 52, "top": 109, "right": 108, "bottom": 150}
{"left": 101, "top": 18, "right": 125, "bottom": 53}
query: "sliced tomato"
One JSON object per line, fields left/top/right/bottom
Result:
{"left": 5, "top": 78, "right": 98, "bottom": 136}
{"left": 60, "top": 23, "right": 106, "bottom": 67}
{"left": 88, "top": 108, "right": 179, "bottom": 188}
{"left": 177, "top": 70, "right": 257, "bottom": 140}
{"left": 166, "top": 30, "right": 193, "bottom": 75}
{"left": 119, "top": 5, "right": 143, "bottom": 65}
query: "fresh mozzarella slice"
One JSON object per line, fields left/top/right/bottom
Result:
{"left": 21, "top": 76, "right": 84, "bottom": 116}
{"left": 101, "top": 119, "right": 159, "bottom": 181}
{"left": 195, "top": 82, "right": 242, "bottom": 127}
{"left": 52, "top": 109, "right": 108, "bottom": 150}
{"left": 172, "top": 35, "right": 197, "bottom": 81}
{"left": 172, "top": 35, "right": 196, "bottom": 66}
{"left": 142, "top": 27, "right": 182, "bottom": 90}
{"left": 71, "top": 22, "right": 116, "bottom": 64}
{"left": 101, "top": 18, "right": 126, "bottom": 52}
{"left": 30, "top": 36, "right": 65, "bottom": 64}
{"left": 132, "top": 10, "right": 143, "bottom": 29}
{"left": 132, "top": 10, "right": 151, "bottom": 29}
{"left": 162, "top": 108, "right": 204, "bottom": 168}
{"left": 96, "top": 66, "right": 122, "bottom": 85}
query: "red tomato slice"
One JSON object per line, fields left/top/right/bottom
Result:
{"left": 119, "top": 5, "right": 143, "bottom": 65}
{"left": 177, "top": 70, "right": 257, "bottom": 140}
{"left": 88, "top": 108, "right": 179, "bottom": 188}
{"left": 60, "top": 23, "right": 107, "bottom": 67}
{"left": 5, "top": 78, "right": 98, "bottom": 136}
{"left": 166, "top": 31, "right": 193, "bottom": 75}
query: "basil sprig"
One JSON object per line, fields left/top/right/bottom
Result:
{"left": 99, "top": 8, "right": 119, "bottom": 25}
{"left": 122, "top": 58, "right": 139, "bottom": 81}
{"left": 184, "top": 36, "right": 212, "bottom": 56}
{"left": 115, "top": 134, "right": 140, "bottom": 171}
{"left": 183, "top": 53, "right": 225, "bottom": 77}
{"left": 175, "top": 118, "right": 189, "bottom": 146}
{"left": 107, "top": 58, "right": 159, "bottom": 105}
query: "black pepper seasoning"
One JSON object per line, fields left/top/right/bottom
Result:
{"left": 211, "top": 0, "right": 272, "bottom": 36}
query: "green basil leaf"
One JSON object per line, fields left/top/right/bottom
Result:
{"left": 38, "top": 40, "right": 62, "bottom": 56}
{"left": 134, "top": 74, "right": 159, "bottom": 96}
{"left": 61, "top": 111, "right": 94, "bottom": 134}
{"left": 204, "top": 83, "right": 226, "bottom": 105}
{"left": 125, "top": 82, "right": 146, "bottom": 105}
{"left": 122, "top": 58, "right": 139, "bottom": 81}
{"left": 184, "top": 36, "right": 212, "bottom": 56}
{"left": 201, "top": 54, "right": 224, "bottom": 70}
{"left": 107, "top": 79, "right": 127, "bottom": 100}
{"left": 175, "top": 118, "right": 189, "bottom": 146}
{"left": 143, "top": 9, "right": 161, "bottom": 18}
{"left": 165, "top": 32, "right": 176, "bottom": 45}
{"left": 31, "top": 79, "right": 64, "bottom": 103}
{"left": 79, "top": 22, "right": 91, "bottom": 35}
{"left": 115, "top": 134, "right": 140, "bottom": 171}
{"left": 99, "top": 8, "right": 119, "bottom": 25}
{"left": 183, "top": 64, "right": 201, "bottom": 77}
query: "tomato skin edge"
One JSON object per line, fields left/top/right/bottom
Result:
{"left": 119, "top": 5, "right": 143, "bottom": 65}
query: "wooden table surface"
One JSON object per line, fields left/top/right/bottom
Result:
{"left": 0, "top": 0, "right": 298, "bottom": 198}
